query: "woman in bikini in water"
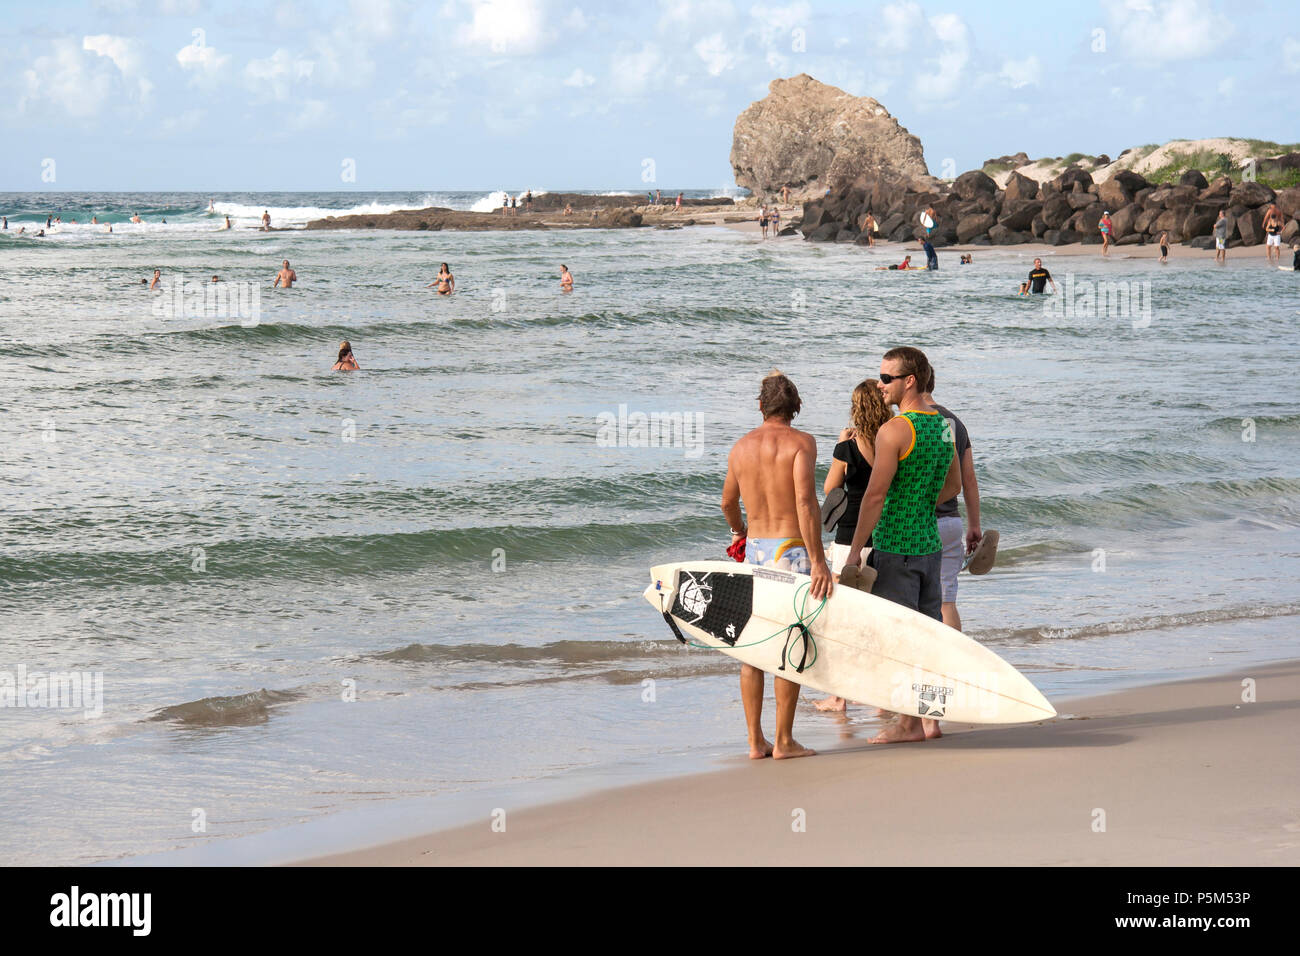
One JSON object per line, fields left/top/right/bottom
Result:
{"left": 332, "top": 341, "right": 360, "bottom": 371}
{"left": 427, "top": 262, "right": 455, "bottom": 295}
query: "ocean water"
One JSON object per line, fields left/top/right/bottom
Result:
{"left": 2, "top": 191, "right": 1299, "bottom": 865}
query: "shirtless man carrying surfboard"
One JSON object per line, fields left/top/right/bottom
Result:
{"left": 721, "top": 371, "right": 832, "bottom": 759}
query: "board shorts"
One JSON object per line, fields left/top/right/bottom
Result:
{"left": 1216, "top": 236, "right": 1226, "bottom": 250}
{"left": 937, "top": 515, "right": 964, "bottom": 603}
{"left": 1267, "top": 233, "right": 1281, "bottom": 246}
{"left": 745, "top": 536, "right": 811, "bottom": 574}
{"left": 827, "top": 542, "right": 872, "bottom": 575}
{"left": 867, "top": 549, "right": 942, "bottom": 621}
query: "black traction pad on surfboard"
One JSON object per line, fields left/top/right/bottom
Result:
{"left": 668, "top": 570, "right": 753, "bottom": 647}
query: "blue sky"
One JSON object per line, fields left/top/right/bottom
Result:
{"left": 2, "top": 0, "right": 1297, "bottom": 191}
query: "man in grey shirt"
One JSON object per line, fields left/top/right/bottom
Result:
{"left": 1213, "top": 210, "right": 1229, "bottom": 264}
{"left": 920, "top": 370, "right": 982, "bottom": 632}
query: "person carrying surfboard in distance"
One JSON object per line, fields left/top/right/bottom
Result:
{"left": 840, "top": 347, "right": 961, "bottom": 743}
{"left": 920, "top": 206, "right": 936, "bottom": 237}
{"left": 721, "top": 370, "right": 831, "bottom": 760}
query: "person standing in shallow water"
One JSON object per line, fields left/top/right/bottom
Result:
{"left": 721, "top": 370, "right": 831, "bottom": 760}
{"left": 559, "top": 264, "right": 573, "bottom": 292}
{"left": 332, "top": 341, "right": 359, "bottom": 371}
{"left": 427, "top": 262, "right": 454, "bottom": 295}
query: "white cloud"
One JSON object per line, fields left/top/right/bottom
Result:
{"left": 694, "top": 33, "right": 736, "bottom": 75}
{"left": 456, "top": 0, "right": 551, "bottom": 55}
{"left": 1103, "top": 0, "right": 1232, "bottom": 62}
{"left": 868, "top": 3, "right": 970, "bottom": 102}
{"left": 999, "top": 55, "right": 1040, "bottom": 88}
{"left": 20, "top": 40, "right": 118, "bottom": 118}
{"left": 244, "top": 49, "right": 315, "bottom": 100}
{"left": 915, "top": 12, "right": 968, "bottom": 101}
{"left": 610, "top": 43, "right": 664, "bottom": 96}
{"left": 658, "top": 0, "right": 736, "bottom": 34}
{"left": 1284, "top": 37, "right": 1300, "bottom": 73}
{"left": 83, "top": 34, "right": 152, "bottom": 100}
{"left": 748, "top": 2, "right": 810, "bottom": 47}
{"left": 1217, "top": 75, "right": 1234, "bottom": 96}
{"left": 176, "top": 42, "right": 232, "bottom": 87}
{"left": 563, "top": 67, "right": 595, "bottom": 87}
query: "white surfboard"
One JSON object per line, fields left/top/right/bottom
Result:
{"left": 919, "top": 211, "right": 934, "bottom": 229}
{"left": 645, "top": 560, "right": 1055, "bottom": 724}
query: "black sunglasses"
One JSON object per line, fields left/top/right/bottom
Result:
{"left": 878, "top": 371, "right": 912, "bottom": 385}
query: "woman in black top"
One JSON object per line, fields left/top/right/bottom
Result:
{"left": 823, "top": 378, "right": 893, "bottom": 573}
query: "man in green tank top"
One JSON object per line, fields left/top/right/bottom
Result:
{"left": 843, "top": 346, "right": 961, "bottom": 744}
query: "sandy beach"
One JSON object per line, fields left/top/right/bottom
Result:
{"left": 306, "top": 659, "right": 1300, "bottom": 866}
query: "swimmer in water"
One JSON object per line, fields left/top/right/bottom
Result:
{"left": 131, "top": 213, "right": 142, "bottom": 224}
{"left": 222, "top": 215, "right": 232, "bottom": 230}
{"left": 560, "top": 264, "right": 573, "bottom": 292}
{"left": 208, "top": 199, "right": 216, "bottom": 213}
{"left": 427, "top": 262, "right": 455, "bottom": 295}
{"left": 332, "top": 341, "right": 360, "bottom": 371}
{"left": 211, "top": 275, "right": 220, "bottom": 282}
{"left": 274, "top": 259, "right": 297, "bottom": 288}
{"left": 877, "top": 255, "right": 913, "bottom": 271}
{"left": 150, "top": 269, "right": 161, "bottom": 289}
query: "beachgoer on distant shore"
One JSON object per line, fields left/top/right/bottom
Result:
{"left": 1099, "top": 211, "right": 1112, "bottom": 256}
{"left": 675, "top": 192, "right": 683, "bottom": 211}
{"left": 1213, "top": 210, "right": 1228, "bottom": 264}
{"left": 332, "top": 341, "right": 359, "bottom": 371}
{"left": 771, "top": 207, "right": 781, "bottom": 233}
{"left": 781, "top": 185, "right": 790, "bottom": 205}
{"left": 1263, "top": 204, "right": 1284, "bottom": 264}
{"left": 563, "top": 203, "right": 572, "bottom": 216}
{"left": 862, "top": 213, "right": 877, "bottom": 247}
{"left": 1158, "top": 231, "right": 1169, "bottom": 264}
{"left": 560, "top": 264, "right": 573, "bottom": 292}
{"left": 428, "top": 262, "right": 454, "bottom": 295}
{"left": 759, "top": 206, "right": 769, "bottom": 239}
{"left": 720, "top": 370, "right": 830, "bottom": 760}
{"left": 840, "top": 347, "right": 960, "bottom": 744}
{"left": 1020, "top": 258, "right": 1055, "bottom": 295}
{"left": 274, "top": 259, "right": 297, "bottom": 288}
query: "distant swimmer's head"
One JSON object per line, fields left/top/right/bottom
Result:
{"left": 338, "top": 341, "right": 353, "bottom": 363}
{"left": 850, "top": 379, "right": 893, "bottom": 445}
{"left": 758, "top": 369, "right": 801, "bottom": 422}
{"left": 211, "top": 275, "right": 219, "bottom": 282}
{"left": 879, "top": 346, "right": 932, "bottom": 406}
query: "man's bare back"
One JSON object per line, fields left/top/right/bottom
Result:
{"left": 727, "top": 420, "right": 813, "bottom": 539}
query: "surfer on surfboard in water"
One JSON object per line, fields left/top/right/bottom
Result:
{"left": 721, "top": 371, "right": 830, "bottom": 759}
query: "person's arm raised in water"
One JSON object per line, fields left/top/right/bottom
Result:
{"left": 793, "top": 433, "right": 833, "bottom": 600}
{"left": 843, "top": 416, "right": 905, "bottom": 569}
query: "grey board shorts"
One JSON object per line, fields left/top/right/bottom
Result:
{"left": 938, "top": 515, "right": 964, "bottom": 603}
{"left": 868, "top": 548, "right": 942, "bottom": 622}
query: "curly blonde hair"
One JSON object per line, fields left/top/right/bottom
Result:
{"left": 849, "top": 379, "right": 892, "bottom": 446}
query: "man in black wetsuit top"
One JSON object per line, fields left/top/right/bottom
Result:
{"left": 921, "top": 236, "right": 938, "bottom": 270}
{"left": 1020, "top": 257, "right": 1056, "bottom": 295}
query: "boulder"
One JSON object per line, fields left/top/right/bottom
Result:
{"left": 1134, "top": 207, "right": 1162, "bottom": 234}
{"left": 888, "top": 222, "right": 914, "bottom": 242}
{"left": 988, "top": 224, "right": 1030, "bottom": 244}
{"left": 1181, "top": 202, "right": 1223, "bottom": 238}
{"left": 1046, "top": 228, "right": 1078, "bottom": 245}
{"left": 1067, "top": 191, "right": 1095, "bottom": 211}
{"left": 1052, "top": 166, "right": 1094, "bottom": 192}
{"left": 853, "top": 232, "right": 873, "bottom": 245}
{"left": 969, "top": 235, "right": 993, "bottom": 246}
{"left": 878, "top": 212, "right": 905, "bottom": 236}
{"left": 778, "top": 225, "right": 799, "bottom": 236}
{"left": 835, "top": 228, "right": 859, "bottom": 242}
{"left": 998, "top": 199, "right": 1042, "bottom": 232}
{"left": 1109, "top": 204, "right": 1139, "bottom": 238}
{"left": 956, "top": 212, "right": 996, "bottom": 243}
{"left": 1153, "top": 209, "right": 1183, "bottom": 234}
{"left": 1096, "top": 178, "right": 1134, "bottom": 210}
{"left": 1004, "top": 170, "right": 1040, "bottom": 203}
{"left": 1042, "top": 196, "right": 1073, "bottom": 229}
{"left": 1133, "top": 187, "right": 1156, "bottom": 206}
{"left": 1229, "top": 181, "right": 1276, "bottom": 209}
{"left": 1282, "top": 219, "right": 1300, "bottom": 243}
{"left": 1235, "top": 207, "right": 1264, "bottom": 245}
{"left": 808, "top": 222, "right": 839, "bottom": 242}
{"left": 952, "top": 169, "right": 999, "bottom": 201}
{"left": 1166, "top": 185, "right": 1199, "bottom": 205}
{"left": 984, "top": 151, "right": 1030, "bottom": 168}
{"left": 1112, "top": 169, "right": 1149, "bottom": 193}
{"left": 1031, "top": 216, "right": 1048, "bottom": 237}
{"left": 1115, "top": 234, "right": 1144, "bottom": 245}
{"left": 731, "top": 74, "right": 931, "bottom": 199}
{"left": 1187, "top": 235, "right": 1216, "bottom": 249}
{"left": 1275, "top": 186, "right": 1300, "bottom": 220}
{"left": 1179, "top": 169, "right": 1208, "bottom": 189}
{"left": 1200, "top": 176, "right": 1232, "bottom": 200}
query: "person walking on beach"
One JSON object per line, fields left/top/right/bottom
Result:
{"left": 675, "top": 192, "right": 683, "bottom": 211}
{"left": 721, "top": 370, "right": 831, "bottom": 760}
{"left": 919, "top": 370, "right": 982, "bottom": 633}
{"left": 525, "top": 190, "right": 533, "bottom": 213}
{"left": 1263, "top": 204, "right": 1284, "bottom": 264}
{"left": 815, "top": 379, "right": 892, "bottom": 713}
{"left": 1213, "top": 210, "right": 1229, "bottom": 264}
{"left": 1099, "top": 211, "right": 1112, "bottom": 256}
{"left": 781, "top": 185, "right": 790, "bottom": 205}
{"left": 332, "top": 341, "right": 359, "bottom": 371}
{"left": 771, "top": 207, "right": 781, "bottom": 234}
{"left": 559, "top": 264, "right": 573, "bottom": 292}
{"left": 759, "top": 205, "right": 769, "bottom": 239}
{"left": 1158, "top": 231, "right": 1169, "bottom": 264}
{"left": 274, "top": 259, "right": 297, "bottom": 288}
{"left": 863, "top": 213, "right": 877, "bottom": 247}
{"left": 1020, "top": 258, "right": 1056, "bottom": 294}
{"left": 841, "top": 347, "right": 960, "bottom": 744}
{"left": 427, "top": 262, "right": 455, "bottom": 295}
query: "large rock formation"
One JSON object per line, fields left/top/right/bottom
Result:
{"left": 730, "top": 74, "right": 930, "bottom": 201}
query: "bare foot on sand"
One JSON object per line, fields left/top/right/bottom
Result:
{"left": 869, "top": 722, "right": 926, "bottom": 744}
{"left": 749, "top": 737, "right": 774, "bottom": 759}
{"left": 815, "top": 695, "right": 846, "bottom": 712}
{"left": 923, "top": 719, "right": 942, "bottom": 739}
{"left": 773, "top": 740, "right": 817, "bottom": 759}
{"left": 874, "top": 708, "right": 897, "bottom": 719}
